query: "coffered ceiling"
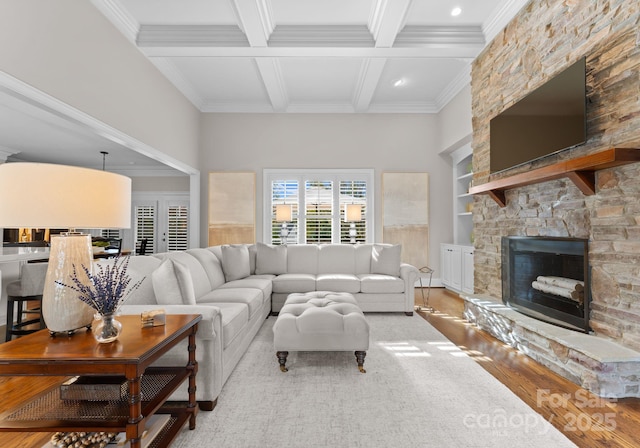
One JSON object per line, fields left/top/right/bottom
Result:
{"left": 1, "top": 0, "right": 528, "bottom": 174}
{"left": 94, "top": 0, "right": 528, "bottom": 114}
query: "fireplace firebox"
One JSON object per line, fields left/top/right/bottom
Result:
{"left": 501, "top": 236, "right": 590, "bottom": 333}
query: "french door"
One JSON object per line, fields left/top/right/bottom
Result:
{"left": 131, "top": 194, "right": 189, "bottom": 254}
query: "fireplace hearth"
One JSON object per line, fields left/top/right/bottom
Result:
{"left": 501, "top": 236, "right": 590, "bottom": 333}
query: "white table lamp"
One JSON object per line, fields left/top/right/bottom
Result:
{"left": 0, "top": 163, "right": 131, "bottom": 334}
{"left": 275, "top": 204, "right": 292, "bottom": 244}
{"left": 345, "top": 204, "right": 362, "bottom": 243}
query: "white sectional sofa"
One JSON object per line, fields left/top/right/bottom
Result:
{"left": 116, "top": 243, "right": 418, "bottom": 410}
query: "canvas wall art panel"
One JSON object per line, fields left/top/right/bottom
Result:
{"left": 382, "top": 172, "right": 429, "bottom": 269}
{"left": 208, "top": 172, "right": 255, "bottom": 245}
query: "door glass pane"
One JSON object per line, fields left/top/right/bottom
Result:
{"left": 135, "top": 205, "right": 156, "bottom": 254}
{"left": 167, "top": 204, "right": 188, "bottom": 251}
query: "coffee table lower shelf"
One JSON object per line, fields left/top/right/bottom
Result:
{"left": 0, "top": 368, "right": 193, "bottom": 448}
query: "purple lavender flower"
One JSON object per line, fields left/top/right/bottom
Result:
{"left": 56, "top": 256, "right": 144, "bottom": 315}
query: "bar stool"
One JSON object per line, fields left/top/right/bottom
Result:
{"left": 5, "top": 262, "right": 48, "bottom": 342}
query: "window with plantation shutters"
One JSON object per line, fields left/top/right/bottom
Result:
{"left": 135, "top": 204, "right": 156, "bottom": 254}
{"left": 167, "top": 204, "right": 188, "bottom": 251}
{"left": 270, "top": 179, "right": 299, "bottom": 245}
{"left": 305, "top": 180, "right": 333, "bottom": 243}
{"left": 340, "top": 180, "right": 367, "bottom": 244}
{"left": 264, "top": 169, "right": 373, "bottom": 244}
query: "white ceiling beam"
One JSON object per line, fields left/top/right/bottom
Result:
{"left": 369, "top": 0, "right": 412, "bottom": 48}
{"left": 254, "top": 58, "right": 288, "bottom": 112}
{"left": 142, "top": 45, "right": 483, "bottom": 58}
{"left": 352, "top": 58, "right": 387, "bottom": 113}
{"left": 231, "top": 0, "right": 274, "bottom": 47}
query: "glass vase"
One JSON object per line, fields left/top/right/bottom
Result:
{"left": 92, "top": 313, "right": 122, "bottom": 343}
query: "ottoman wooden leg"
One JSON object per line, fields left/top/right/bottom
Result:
{"left": 277, "top": 351, "right": 289, "bottom": 372}
{"left": 355, "top": 351, "right": 367, "bottom": 373}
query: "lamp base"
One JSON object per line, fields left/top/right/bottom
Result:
{"left": 42, "top": 234, "right": 96, "bottom": 334}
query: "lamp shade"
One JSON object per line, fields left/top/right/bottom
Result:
{"left": 275, "top": 204, "right": 292, "bottom": 222}
{"left": 0, "top": 162, "right": 131, "bottom": 229}
{"left": 0, "top": 162, "right": 132, "bottom": 334}
{"left": 345, "top": 204, "right": 362, "bottom": 222}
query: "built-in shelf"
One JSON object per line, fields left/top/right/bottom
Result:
{"left": 469, "top": 148, "right": 640, "bottom": 207}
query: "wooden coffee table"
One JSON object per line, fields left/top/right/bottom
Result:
{"left": 0, "top": 314, "right": 201, "bottom": 448}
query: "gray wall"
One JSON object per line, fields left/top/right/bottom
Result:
{"left": 199, "top": 113, "right": 455, "bottom": 277}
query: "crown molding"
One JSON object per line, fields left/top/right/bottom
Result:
{"left": 483, "top": 0, "right": 530, "bottom": 44}
{"left": 200, "top": 102, "right": 275, "bottom": 113}
{"left": 394, "top": 25, "right": 485, "bottom": 47}
{"left": 435, "top": 62, "right": 472, "bottom": 112}
{"left": 367, "top": 102, "right": 439, "bottom": 114}
{"left": 137, "top": 25, "right": 249, "bottom": 47}
{"left": 231, "top": 0, "right": 275, "bottom": 46}
{"left": 148, "top": 57, "right": 206, "bottom": 110}
{"left": 286, "top": 102, "right": 356, "bottom": 114}
{"left": 268, "top": 25, "right": 374, "bottom": 47}
{"left": 90, "top": 0, "right": 139, "bottom": 43}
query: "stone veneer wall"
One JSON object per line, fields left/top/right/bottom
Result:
{"left": 471, "top": 0, "right": 640, "bottom": 349}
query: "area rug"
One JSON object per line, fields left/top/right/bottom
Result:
{"left": 172, "top": 314, "right": 576, "bottom": 448}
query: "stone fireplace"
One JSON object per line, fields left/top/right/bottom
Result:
{"left": 502, "top": 236, "right": 590, "bottom": 333}
{"left": 466, "top": 0, "right": 640, "bottom": 397}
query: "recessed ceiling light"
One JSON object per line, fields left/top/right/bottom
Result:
{"left": 393, "top": 79, "right": 406, "bottom": 87}
{"left": 451, "top": 7, "right": 462, "bottom": 17}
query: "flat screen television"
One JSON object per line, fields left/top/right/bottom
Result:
{"left": 490, "top": 57, "right": 587, "bottom": 174}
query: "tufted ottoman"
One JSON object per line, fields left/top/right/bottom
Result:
{"left": 273, "top": 291, "right": 370, "bottom": 373}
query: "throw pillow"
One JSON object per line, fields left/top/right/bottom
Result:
{"left": 152, "top": 258, "right": 197, "bottom": 305}
{"left": 371, "top": 244, "right": 401, "bottom": 277}
{"left": 255, "top": 242, "right": 287, "bottom": 275}
{"left": 221, "top": 244, "right": 251, "bottom": 281}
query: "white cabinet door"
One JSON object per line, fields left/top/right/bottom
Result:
{"left": 441, "top": 244, "right": 462, "bottom": 291}
{"left": 461, "top": 247, "right": 474, "bottom": 294}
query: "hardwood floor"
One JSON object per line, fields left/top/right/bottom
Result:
{"left": 2, "top": 290, "right": 640, "bottom": 447}
{"left": 416, "top": 287, "right": 640, "bottom": 448}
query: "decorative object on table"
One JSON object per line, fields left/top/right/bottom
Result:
{"left": 0, "top": 162, "right": 131, "bottom": 335}
{"left": 344, "top": 203, "right": 362, "bottom": 244}
{"left": 141, "top": 309, "right": 166, "bottom": 327}
{"left": 60, "top": 375, "right": 128, "bottom": 401}
{"left": 49, "top": 431, "right": 117, "bottom": 448}
{"left": 275, "top": 203, "right": 292, "bottom": 245}
{"left": 415, "top": 266, "right": 434, "bottom": 313}
{"left": 56, "top": 256, "right": 143, "bottom": 343}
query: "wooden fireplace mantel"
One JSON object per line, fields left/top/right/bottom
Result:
{"left": 469, "top": 147, "right": 640, "bottom": 207}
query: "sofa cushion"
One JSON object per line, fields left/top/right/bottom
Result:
{"left": 359, "top": 274, "right": 404, "bottom": 293}
{"left": 199, "top": 288, "right": 264, "bottom": 319}
{"left": 318, "top": 244, "right": 355, "bottom": 274}
{"left": 371, "top": 244, "right": 401, "bottom": 276}
{"left": 272, "top": 273, "right": 316, "bottom": 293}
{"left": 221, "top": 244, "right": 251, "bottom": 281}
{"left": 218, "top": 277, "right": 273, "bottom": 304}
{"left": 103, "top": 256, "right": 161, "bottom": 306}
{"left": 255, "top": 242, "right": 287, "bottom": 275}
{"left": 212, "top": 302, "right": 249, "bottom": 349}
{"left": 316, "top": 274, "right": 360, "bottom": 293}
{"left": 355, "top": 244, "right": 373, "bottom": 274}
{"left": 153, "top": 252, "right": 212, "bottom": 299}
{"left": 152, "top": 258, "right": 197, "bottom": 305}
{"left": 186, "top": 248, "right": 226, "bottom": 289}
{"left": 287, "top": 245, "right": 318, "bottom": 274}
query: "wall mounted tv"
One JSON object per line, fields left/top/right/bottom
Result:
{"left": 490, "top": 57, "right": 587, "bottom": 174}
